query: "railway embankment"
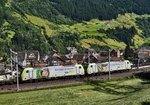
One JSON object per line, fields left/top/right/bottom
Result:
{"left": 0, "top": 66, "right": 150, "bottom": 93}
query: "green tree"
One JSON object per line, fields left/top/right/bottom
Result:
{"left": 124, "top": 44, "right": 132, "bottom": 60}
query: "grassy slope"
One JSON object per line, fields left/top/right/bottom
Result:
{"left": 59, "top": 19, "right": 127, "bottom": 49}
{"left": 26, "top": 14, "right": 57, "bottom": 37}
{"left": 0, "top": 78, "right": 149, "bottom": 105}
{"left": 25, "top": 13, "right": 150, "bottom": 49}
{"left": 26, "top": 15, "right": 127, "bottom": 49}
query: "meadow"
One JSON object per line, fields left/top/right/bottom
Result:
{"left": 0, "top": 74, "right": 149, "bottom": 105}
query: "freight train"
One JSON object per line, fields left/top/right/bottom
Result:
{"left": 0, "top": 60, "right": 132, "bottom": 83}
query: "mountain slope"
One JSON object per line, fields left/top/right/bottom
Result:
{"left": 15, "top": 0, "right": 150, "bottom": 21}
{"left": 0, "top": 0, "right": 150, "bottom": 58}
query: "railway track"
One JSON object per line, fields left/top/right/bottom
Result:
{"left": 0, "top": 65, "right": 150, "bottom": 93}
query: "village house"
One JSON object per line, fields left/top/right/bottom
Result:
{"left": 17, "top": 50, "right": 40, "bottom": 67}
{"left": 46, "top": 52, "right": 77, "bottom": 66}
{"left": 73, "top": 54, "right": 84, "bottom": 64}
{"left": 99, "top": 48, "right": 123, "bottom": 62}
{"left": 83, "top": 49, "right": 101, "bottom": 63}
{"left": 110, "top": 48, "right": 123, "bottom": 61}
{"left": 0, "top": 63, "right": 5, "bottom": 75}
{"left": 137, "top": 47, "right": 150, "bottom": 64}
{"left": 0, "top": 63, "right": 4, "bottom": 71}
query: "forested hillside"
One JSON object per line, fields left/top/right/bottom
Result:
{"left": 0, "top": 0, "right": 150, "bottom": 61}
{"left": 51, "top": 0, "right": 150, "bottom": 20}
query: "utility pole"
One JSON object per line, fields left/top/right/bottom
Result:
{"left": 10, "top": 51, "right": 13, "bottom": 71}
{"left": 137, "top": 58, "right": 140, "bottom": 69}
{"left": 88, "top": 48, "right": 90, "bottom": 63}
{"left": 10, "top": 49, "right": 20, "bottom": 91}
{"left": 87, "top": 48, "right": 90, "bottom": 81}
{"left": 137, "top": 52, "right": 140, "bottom": 69}
{"left": 15, "top": 55, "right": 20, "bottom": 91}
{"left": 108, "top": 49, "right": 111, "bottom": 80}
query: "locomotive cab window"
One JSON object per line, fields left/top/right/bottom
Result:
{"left": 26, "top": 70, "right": 29, "bottom": 73}
{"left": 91, "top": 65, "right": 93, "bottom": 68}
{"left": 79, "top": 66, "right": 82, "bottom": 69}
